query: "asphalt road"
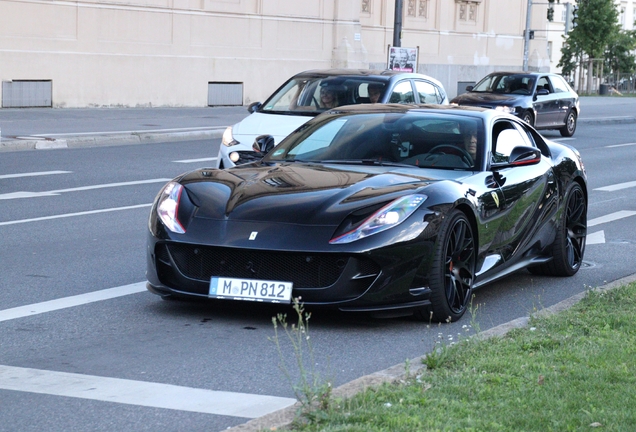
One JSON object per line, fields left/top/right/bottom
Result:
{"left": 1, "top": 98, "right": 636, "bottom": 431}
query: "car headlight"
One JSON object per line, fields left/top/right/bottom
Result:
{"left": 495, "top": 106, "right": 516, "bottom": 114}
{"left": 330, "top": 194, "right": 427, "bottom": 244}
{"left": 222, "top": 126, "right": 239, "bottom": 147}
{"left": 156, "top": 182, "right": 186, "bottom": 234}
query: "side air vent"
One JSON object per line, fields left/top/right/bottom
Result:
{"left": 2, "top": 80, "right": 52, "bottom": 108}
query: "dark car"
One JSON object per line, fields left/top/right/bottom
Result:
{"left": 147, "top": 104, "right": 587, "bottom": 322}
{"left": 217, "top": 69, "right": 449, "bottom": 168}
{"left": 450, "top": 72, "right": 579, "bottom": 137}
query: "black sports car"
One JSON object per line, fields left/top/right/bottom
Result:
{"left": 146, "top": 104, "right": 587, "bottom": 322}
{"left": 450, "top": 72, "right": 579, "bottom": 137}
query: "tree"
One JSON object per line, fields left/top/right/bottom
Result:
{"left": 559, "top": 0, "right": 621, "bottom": 91}
{"left": 604, "top": 30, "right": 636, "bottom": 75}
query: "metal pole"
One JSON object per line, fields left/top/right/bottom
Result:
{"left": 523, "top": 0, "right": 532, "bottom": 71}
{"left": 393, "top": 0, "right": 403, "bottom": 47}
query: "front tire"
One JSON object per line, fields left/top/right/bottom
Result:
{"left": 521, "top": 111, "right": 534, "bottom": 126}
{"left": 559, "top": 110, "right": 577, "bottom": 137}
{"left": 530, "top": 183, "right": 586, "bottom": 276}
{"left": 418, "top": 210, "right": 476, "bottom": 322}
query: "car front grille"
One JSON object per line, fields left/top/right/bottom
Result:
{"left": 158, "top": 243, "right": 379, "bottom": 289}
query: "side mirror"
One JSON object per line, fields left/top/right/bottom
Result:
{"left": 508, "top": 146, "right": 542, "bottom": 166}
{"left": 466, "top": 85, "right": 474, "bottom": 92}
{"left": 253, "top": 134, "right": 276, "bottom": 154}
{"left": 247, "top": 102, "right": 262, "bottom": 114}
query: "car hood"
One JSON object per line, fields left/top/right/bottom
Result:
{"left": 451, "top": 92, "right": 524, "bottom": 106}
{"left": 232, "top": 112, "right": 314, "bottom": 146}
{"left": 179, "top": 164, "right": 463, "bottom": 225}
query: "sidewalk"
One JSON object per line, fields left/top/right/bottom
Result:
{"left": 1, "top": 96, "right": 635, "bottom": 152}
{"left": 0, "top": 106, "right": 249, "bottom": 151}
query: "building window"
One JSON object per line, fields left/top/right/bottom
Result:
{"left": 362, "top": 0, "right": 371, "bottom": 13}
{"left": 408, "top": 0, "right": 428, "bottom": 18}
{"left": 419, "top": 0, "right": 428, "bottom": 18}
{"left": 548, "top": 41, "right": 553, "bottom": 61}
{"left": 457, "top": 1, "right": 479, "bottom": 23}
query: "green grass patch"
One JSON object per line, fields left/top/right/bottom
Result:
{"left": 289, "top": 282, "right": 636, "bottom": 431}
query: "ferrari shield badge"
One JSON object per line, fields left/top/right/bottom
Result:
{"left": 491, "top": 191, "right": 500, "bottom": 208}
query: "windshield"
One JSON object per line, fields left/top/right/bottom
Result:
{"left": 260, "top": 76, "right": 388, "bottom": 115}
{"left": 471, "top": 74, "right": 535, "bottom": 95}
{"left": 265, "top": 112, "right": 484, "bottom": 170}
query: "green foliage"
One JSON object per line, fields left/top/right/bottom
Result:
{"left": 605, "top": 30, "right": 636, "bottom": 74}
{"left": 560, "top": 0, "right": 624, "bottom": 75}
{"left": 290, "top": 283, "right": 636, "bottom": 431}
{"left": 270, "top": 297, "right": 333, "bottom": 416}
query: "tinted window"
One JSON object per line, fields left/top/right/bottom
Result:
{"left": 414, "top": 80, "right": 441, "bottom": 104}
{"left": 491, "top": 121, "right": 527, "bottom": 163}
{"left": 537, "top": 76, "right": 551, "bottom": 93}
{"left": 389, "top": 81, "right": 415, "bottom": 104}
{"left": 549, "top": 75, "right": 570, "bottom": 93}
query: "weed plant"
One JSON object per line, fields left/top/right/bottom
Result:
{"left": 271, "top": 297, "right": 332, "bottom": 418}
{"left": 288, "top": 282, "right": 636, "bottom": 431}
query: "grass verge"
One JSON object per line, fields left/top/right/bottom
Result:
{"left": 287, "top": 282, "right": 636, "bottom": 431}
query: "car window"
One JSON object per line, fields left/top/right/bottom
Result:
{"left": 267, "top": 113, "right": 482, "bottom": 170}
{"left": 414, "top": 80, "right": 441, "bottom": 104}
{"left": 536, "top": 76, "right": 551, "bottom": 94}
{"left": 549, "top": 75, "right": 570, "bottom": 93}
{"left": 472, "top": 74, "right": 535, "bottom": 95}
{"left": 280, "top": 119, "right": 348, "bottom": 158}
{"left": 491, "top": 121, "right": 527, "bottom": 163}
{"left": 389, "top": 81, "right": 415, "bottom": 104}
{"left": 261, "top": 77, "right": 393, "bottom": 113}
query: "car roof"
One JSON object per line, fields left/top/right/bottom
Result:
{"left": 484, "top": 71, "right": 559, "bottom": 77}
{"left": 328, "top": 103, "right": 491, "bottom": 117}
{"left": 290, "top": 69, "right": 444, "bottom": 86}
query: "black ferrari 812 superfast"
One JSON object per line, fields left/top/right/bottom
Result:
{"left": 146, "top": 104, "right": 587, "bottom": 322}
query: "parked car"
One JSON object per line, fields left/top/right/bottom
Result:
{"left": 216, "top": 69, "right": 449, "bottom": 168}
{"left": 148, "top": 104, "right": 588, "bottom": 322}
{"left": 450, "top": 72, "right": 579, "bottom": 137}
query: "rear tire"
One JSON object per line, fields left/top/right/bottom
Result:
{"left": 559, "top": 110, "right": 577, "bottom": 137}
{"left": 529, "top": 183, "right": 586, "bottom": 276}
{"left": 415, "top": 210, "right": 476, "bottom": 322}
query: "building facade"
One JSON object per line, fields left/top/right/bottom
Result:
{"left": 0, "top": 0, "right": 551, "bottom": 108}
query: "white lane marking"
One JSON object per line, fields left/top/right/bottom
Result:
{"left": 0, "top": 365, "right": 296, "bottom": 418}
{"left": 0, "top": 170, "right": 71, "bottom": 180}
{"left": 174, "top": 157, "right": 217, "bottom": 163}
{"left": 605, "top": 142, "right": 636, "bottom": 148}
{"left": 594, "top": 181, "right": 636, "bottom": 192}
{"left": 588, "top": 211, "right": 636, "bottom": 227}
{"left": 0, "top": 203, "right": 151, "bottom": 227}
{"left": 0, "top": 178, "right": 170, "bottom": 200}
{"left": 30, "top": 127, "right": 225, "bottom": 137}
{"left": 0, "top": 283, "right": 147, "bottom": 322}
{"left": 587, "top": 230, "right": 605, "bottom": 245}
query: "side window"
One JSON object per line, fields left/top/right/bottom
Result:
{"left": 537, "top": 76, "right": 551, "bottom": 94}
{"left": 414, "top": 80, "right": 440, "bottom": 104}
{"left": 511, "top": 123, "right": 535, "bottom": 147}
{"left": 491, "top": 121, "right": 527, "bottom": 164}
{"left": 549, "top": 75, "right": 570, "bottom": 93}
{"left": 389, "top": 81, "right": 415, "bottom": 104}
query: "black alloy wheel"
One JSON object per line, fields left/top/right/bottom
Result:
{"left": 559, "top": 110, "right": 577, "bottom": 137}
{"left": 417, "top": 210, "right": 476, "bottom": 322}
{"left": 530, "top": 183, "right": 586, "bottom": 276}
{"left": 521, "top": 111, "right": 534, "bottom": 126}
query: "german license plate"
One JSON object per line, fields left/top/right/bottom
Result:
{"left": 209, "top": 277, "right": 293, "bottom": 303}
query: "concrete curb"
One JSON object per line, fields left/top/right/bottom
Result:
{"left": 578, "top": 116, "right": 636, "bottom": 125}
{"left": 226, "top": 272, "right": 636, "bottom": 432}
{"left": 0, "top": 129, "right": 225, "bottom": 152}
